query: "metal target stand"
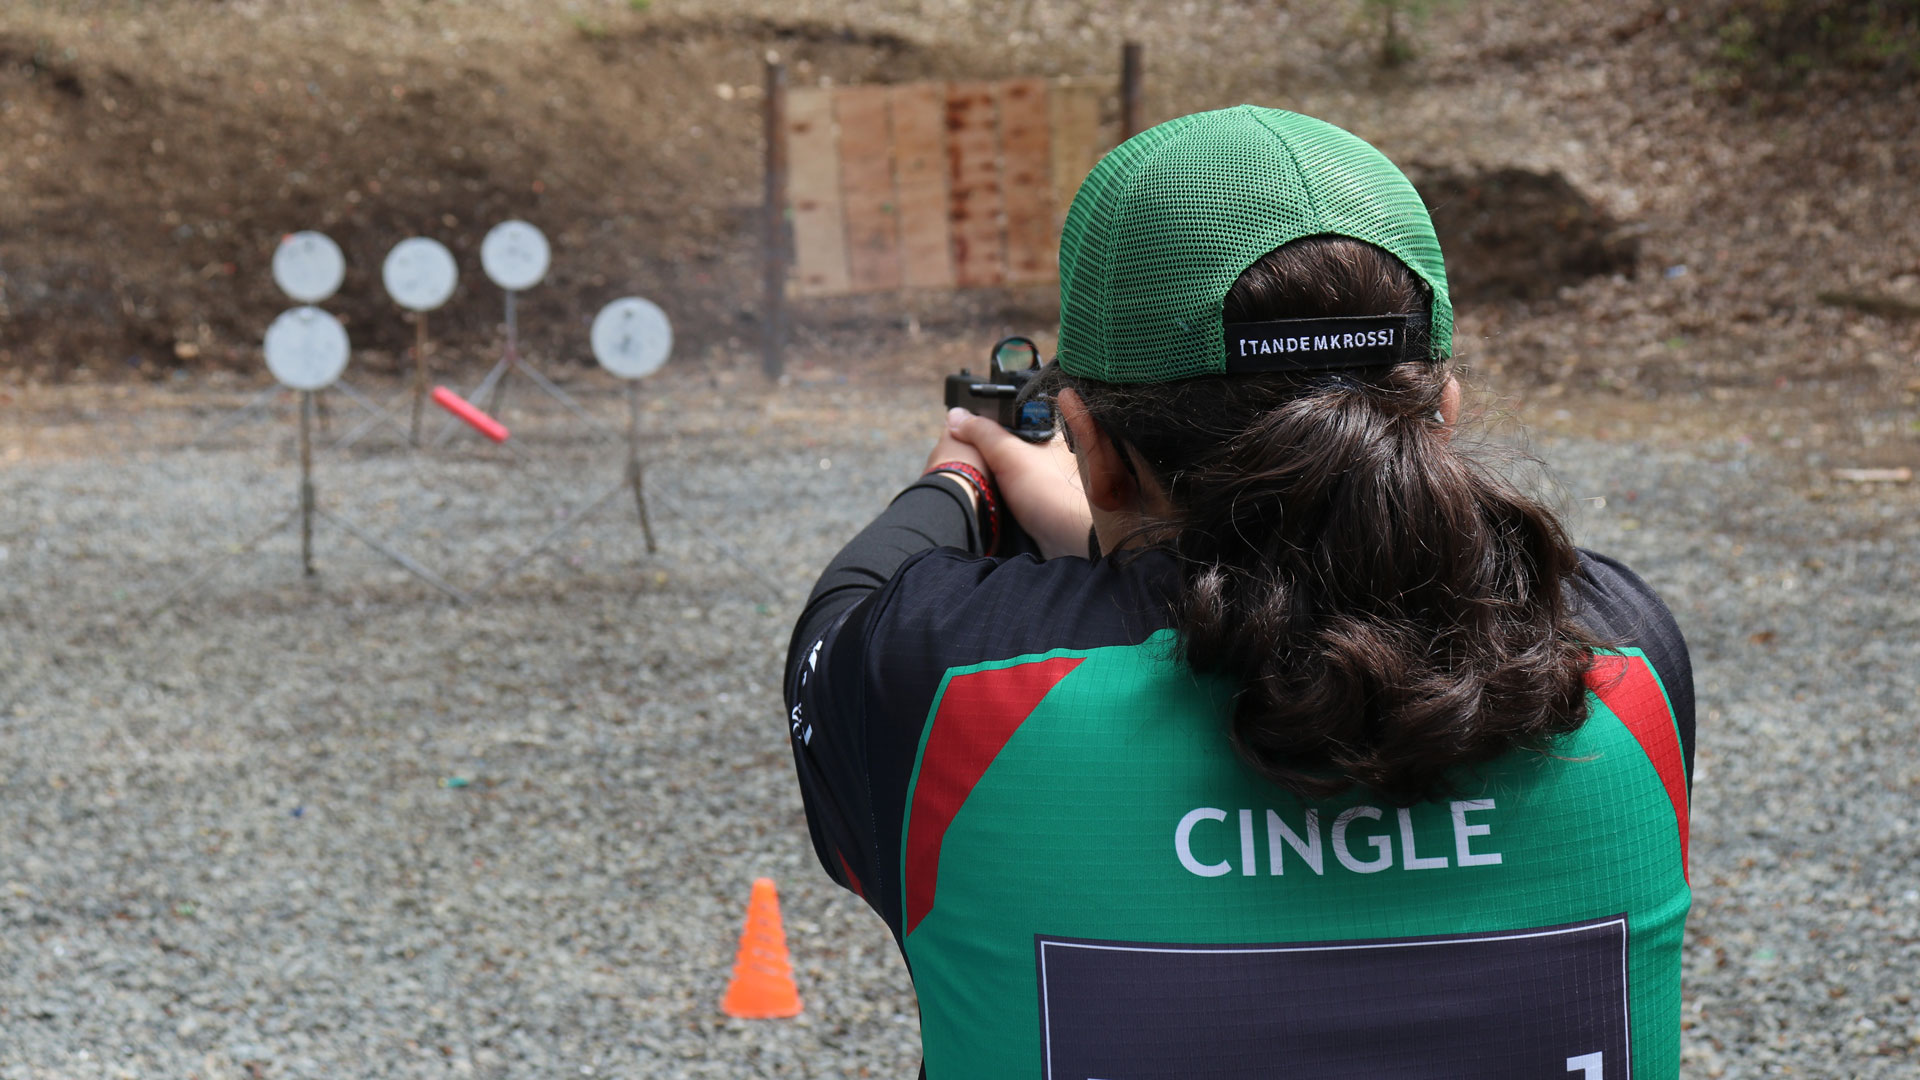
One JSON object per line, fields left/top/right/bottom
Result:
{"left": 471, "top": 295, "right": 787, "bottom": 600}
{"left": 476, "top": 379, "right": 657, "bottom": 593}
{"left": 147, "top": 283, "right": 472, "bottom": 617}
{"left": 430, "top": 221, "right": 618, "bottom": 449}
{"left": 470, "top": 296, "right": 667, "bottom": 593}
{"left": 181, "top": 231, "right": 421, "bottom": 457}
{"left": 317, "top": 236, "right": 464, "bottom": 456}
{"left": 158, "top": 225, "right": 788, "bottom": 614}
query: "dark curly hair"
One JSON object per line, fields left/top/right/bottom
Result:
{"left": 1052, "top": 236, "right": 1594, "bottom": 805}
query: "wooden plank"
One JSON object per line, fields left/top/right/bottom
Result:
{"left": 945, "top": 81, "right": 1005, "bottom": 288}
{"left": 785, "top": 87, "right": 850, "bottom": 297}
{"left": 997, "top": 78, "right": 1054, "bottom": 284}
{"left": 1048, "top": 82, "right": 1103, "bottom": 237}
{"left": 834, "top": 86, "right": 901, "bottom": 293}
{"left": 890, "top": 83, "right": 954, "bottom": 290}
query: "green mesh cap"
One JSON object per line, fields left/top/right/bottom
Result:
{"left": 1057, "top": 106, "right": 1451, "bottom": 383}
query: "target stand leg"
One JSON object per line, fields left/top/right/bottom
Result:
{"left": 474, "top": 479, "right": 628, "bottom": 596}
{"left": 626, "top": 457, "right": 658, "bottom": 555}
{"left": 493, "top": 283, "right": 618, "bottom": 441}
{"left": 300, "top": 391, "right": 317, "bottom": 577}
{"left": 329, "top": 380, "right": 418, "bottom": 454}
{"left": 142, "top": 506, "right": 302, "bottom": 620}
{"left": 486, "top": 289, "right": 519, "bottom": 417}
{"left": 510, "top": 355, "right": 620, "bottom": 441}
{"left": 314, "top": 506, "right": 473, "bottom": 604}
{"left": 410, "top": 313, "right": 430, "bottom": 447}
{"left": 625, "top": 383, "right": 657, "bottom": 553}
{"left": 642, "top": 486, "right": 790, "bottom": 604}
{"left": 187, "top": 384, "right": 285, "bottom": 451}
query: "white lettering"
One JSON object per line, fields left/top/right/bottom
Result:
{"left": 1387, "top": 327, "right": 1395, "bottom": 343}
{"left": 1176, "top": 807, "right": 1232, "bottom": 877}
{"left": 1314, "top": 335, "right": 1329, "bottom": 350}
{"left": 1331, "top": 805, "right": 1392, "bottom": 873}
{"left": 1397, "top": 806, "right": 1449, "bottom": 870}
{"left": 1567, "top": 1052, "right": 1604, "bottom": 1080}
{"left": 1450, "top": 799, "right": 1503, "bottom": 866}
{"left": 1178, "top": 803, "right": 1497, "bottom": 878}
{"left": 1266, "top": 808, "right": 1323, "bottom": 875}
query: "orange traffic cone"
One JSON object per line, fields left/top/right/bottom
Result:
{"left": 720, "top": 877, "right": 803, "bottom": 1019}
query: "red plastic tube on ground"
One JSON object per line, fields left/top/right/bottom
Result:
{"left": 431, "top": 386, "right": 509, "bottom": 443}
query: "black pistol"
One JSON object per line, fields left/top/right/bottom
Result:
{"left": 944, "top": 337, "right": 1054, "bottom": 443}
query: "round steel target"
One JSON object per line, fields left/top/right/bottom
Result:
{"left": 264, "top": 307, "right": 351, "bottom": 390}
{"left": 590, "top": 297, "right": 673, "bottom": 379}
{"left": 272, "top": 231, "right": 346, "bottom": 304}
{"left": 481, "top": 220, "right": 550, "bottom": 291}
{"left": 382, "top": 237, "right": 459, "bottom": 312}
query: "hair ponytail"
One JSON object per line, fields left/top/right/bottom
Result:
{"left": 1061, "top": 237, "right": 1593, "bottom": 804}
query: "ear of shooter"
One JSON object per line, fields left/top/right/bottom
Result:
{"left": 720, "top": 877, "right": 803, "bottom": 1019}
{"left": 430, "top": 385, "right": 510, "bottom": 443}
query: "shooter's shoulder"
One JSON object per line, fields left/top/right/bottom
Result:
{"left": 868, "top": 547, "right": 1178, "bottom": 668}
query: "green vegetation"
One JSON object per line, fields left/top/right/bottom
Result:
{"left": 1710, "top": 0, "right": 1920, "bottom": 85}
{"left": 1358, "top": 0, "right": 1455, "bottom": 68}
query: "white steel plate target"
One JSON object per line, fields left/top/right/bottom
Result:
{"left": 590, "top": 297, "right": 673, "bottom": 379}
{"left": 272, "top": 231, "right": 347, "bottom": 303}
{"left": 264, "top": 307, "right": 351, "bottom": 391}
{"left": 382, "top": 237, "right": 459, "bottom": 311}
{"left": 480, "top": 220, "right": 550, "bottom": 291}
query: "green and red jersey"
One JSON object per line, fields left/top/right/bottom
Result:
{"left": 786, "top": 476, "right": 1694, "bottom": 1079}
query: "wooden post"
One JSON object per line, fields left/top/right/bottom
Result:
{"left": 761, "top": 54, "right": 789, "bottom": 380}
{"left": 299, "top": 390, "right": 316, "bottom": 577}
{"left": 1120, "top": 41, "right": 1144, "bottom": 140}
{"left": 409, "top": 312, "right": 429, "bottom": 447}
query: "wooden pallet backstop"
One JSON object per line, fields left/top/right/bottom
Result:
{"left": 783, "top": 78, "right": 1106, "bottom": 297}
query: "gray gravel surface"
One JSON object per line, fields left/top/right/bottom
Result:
{"left": 2, "top": 374, "right": 1917, "bottom": 1078}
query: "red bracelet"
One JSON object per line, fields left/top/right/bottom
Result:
{"left": 923, "top": 460, "right": 1000, "bottom": 555}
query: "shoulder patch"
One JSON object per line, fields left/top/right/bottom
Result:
{"left": 904, "top": 656, "right": 1084, "bottom": 935}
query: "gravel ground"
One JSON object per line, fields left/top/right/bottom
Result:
{"left": 2, "top": 372, "right": 1917, "bottom": 1078}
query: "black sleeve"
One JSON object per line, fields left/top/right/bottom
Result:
{"left": 783, "top": 475, "right": 1174, "bottom": 941}
{"left": 1569, "top": 549, "right": 1696, "bottom": 784}
{"left": 785, "top": 476, "right": 983, "bottom": 683}
{"left": 780, "top": 475, "right": 983, "bottom": 930}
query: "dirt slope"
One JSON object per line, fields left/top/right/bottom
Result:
{"left": 1, "top": 5, "right": 979, "bottom": 374}
{"left": 2, "top": 0, "right": 1917, "bottom": 439}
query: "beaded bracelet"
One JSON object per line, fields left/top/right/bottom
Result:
{"left": 923, "top": 460, "right": 1001, "bottom": 555}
